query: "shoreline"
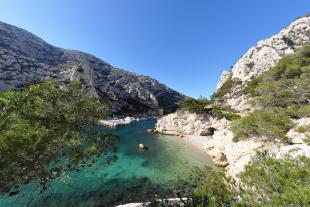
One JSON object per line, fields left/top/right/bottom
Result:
{"left": 98, "top": 116, "right": 157, "bottom": 128}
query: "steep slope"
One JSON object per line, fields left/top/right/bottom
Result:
{"left": 0, "top": 21, "right": 184, "bottom": 115}
{"left": 216, "top": 16, "right": 310, "bottom": 111}
{"left": 155, "top": 15, "right": 310, "bottom": 176}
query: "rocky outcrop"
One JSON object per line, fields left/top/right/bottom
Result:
{"left": 156, "top": 15, "right": 310, "bottom": 177}
{"left": 217, "top": 16, "right": 310, "bottom": 111}
{"left": 0, "top": 21, "right": 184, "bottom": 115}
{"left": 155, "top": 112, "right": 266, "bottom": 176}
{"left": 155, "top": 111, "right": 229, "bottom": 136}
{"left": 287, "top": 118, "right": 310, "bottom": 144}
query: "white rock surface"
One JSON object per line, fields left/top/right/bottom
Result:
{"left": 155, "top": 112, "right": 266, "bottom": 176}
{"left": 115, "top": 198, "right": 186, "bottom": 207}
{"left": 203, "top": 129, "right": 264, "bottom": 177}
{"left": 274, "top": 144, "right": 310, "bottom": 159}
{"left": 287, "top": 118, "right": 310, "bottom": 144}
{"left": 155, "top": 111, "right": 229, "bottom": 136}
{"left": 217, "top": 16, "right": 310, "bottom": 111}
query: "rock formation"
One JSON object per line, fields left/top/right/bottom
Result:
{"left": 217, "top": 16, "right": 310, "bottom": 111}
{"left": 155, "top": 15, "right": 310, "bottom": 177}
{"left": 0, "top": 21, "right": 184, "bottom": 115}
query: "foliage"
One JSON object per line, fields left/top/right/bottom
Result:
{"left": 233, "top": 45, "right": 310, "bottom": 143}
{"left": 231, "top": 110, "right": 293, "bottom": 143}
{"left": 187, "top": 168, "right": 236, "bottom": 207}
{"left": 177, "top": 97, "right": 241, "bottom": 121}
{"left": 177, "top": 97, "right": 210, "bottom": 114}
{"left": 295, "top": 125, "right": 310, "bottom": 133}
{"left": 211, "top": 74, "right": 242, "bottom": 101}
{"left": 148, "top": 167, "right": 237, "bottom": 207}
{"left": 150, "top": 155, "right": 310, "bottom": 207}
{"left": 305, "top": 136, "right": 310, "bottom": 145}
{"left": 239, "top": 155, "right": 310, "bottom": 206}
{"left": 0, "top": 80, "right": 117, "bottom": 193}
{"left": 211, "top": 107, "right": 241, "bottom": 121}
{"left": 243, "top": 44, "right": 310, "bottom": 111}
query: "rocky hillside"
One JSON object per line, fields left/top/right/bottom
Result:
{"left": 216, "top": 16, "right": 310, "bottom": 111}
{"left": 155, "top": 15, "right": 310, "bottom": 177}
{"left": 0, "top": 21, "right": 184, "bottom": 115}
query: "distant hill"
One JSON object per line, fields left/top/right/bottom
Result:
{"left": 0, "top": 21, "right": 184, "bottom": 115}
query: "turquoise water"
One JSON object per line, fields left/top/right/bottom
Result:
{"left": 0, "top": 120, "right": 213, "bottom": 207}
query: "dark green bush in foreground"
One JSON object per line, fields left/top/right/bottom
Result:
{"left": 151, "top": 155, "right": 310, "bottom": 207}
{"left": 0, "top": 80, "right": 117, "bottom": 193}
{"left": 239, "top": 155, "right": 310, "bottom": 206}
{"left": 188, "top": 169, "right": 236, "bottom": 207}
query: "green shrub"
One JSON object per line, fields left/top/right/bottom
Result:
{"left": 151, "top": 155, "right": 310, "bottom": 207}
{"left": 0, "top": 80, "right": 117, "bottom": 193}
{"left": 305, "top": 136, "right": 310, "bottom": 145}
{"left": 189, "top": 168, "right": 236, "bottom": 207}
{"left": 211, "top": 107, "right": 241, "bottom": 121}
{"left": 295, "top": 125, "right": 310, "bottom": 133}
{"left": 177, "top": 97, "right": 210, "bottom": 114}
{"left": 211, "top": 74, "right": 242, "bottom": 101}
{"left": 243, "top": 44, "right": 310, "bottom": 110}
{"left": 231, "top": 110, "right": 293, "bottom": 143}
{"left": 273, "top": 105, "right": 310, "bottom": 119}
{"left": 239, "top": 155, "right": 310, "bottom": 206}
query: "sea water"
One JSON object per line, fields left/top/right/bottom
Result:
{"left": 0, "top": 120, "right": 213, "bottom": 207}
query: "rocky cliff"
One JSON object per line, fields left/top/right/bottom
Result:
{"left": 0, "top": 21, "right": 184, "bottom": 115}
{"left": 155, "top": 15, "right": 310, "bottom": 177}
{"left": 217, "top": 16, "right": 310, "bottom": 111}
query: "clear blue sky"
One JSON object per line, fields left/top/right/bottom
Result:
{"left": 0, "top": 0, "right": 309, "bottom": 98}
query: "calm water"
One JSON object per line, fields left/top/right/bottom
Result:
{"left": 0, "top": 120, "right": 213, "bottom": 207}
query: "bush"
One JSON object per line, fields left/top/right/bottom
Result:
{"left": 150, "top": 155, "right": 310, "bottom": 207}
{"left": 177, "top": 98, "right": 241, "bottom": 121}
{"left": 211, "top": 107, "right": 241, "bottom": 121}
{"left": 211, "top": 74, "right": 242, "bottom": 101}
{"left": 295, "top": 125, "right": 310, "bottom": 133}
{"left": 177, "top": 97, "right": 210, "bottom": 114}
{"left": 243, "top": 44, "right": 310, "bottom": 110}
{"left": 273, "top": 105, "right": 310, "bottom": 119}
{"left": 231, "top": 110, "right": 293, "bottom": 143}
{"left": 189, "top": 168, "right": 236, "bottom": 207}
{"left": 239, "top": 155, "right": 310, "bottom": 206}
{"left": 0, "top": 80, "right": 117, "bottom": 193}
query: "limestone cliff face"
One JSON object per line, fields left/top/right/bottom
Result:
{"left": 157, "top": 15, "right": 310, "bottom": 134}
{"left": 155, "top": 15, "right": 310, "bottom": 176}
{"left": 155, "top": 111, "right": 229, "bottom": 136}
{"left": 0, "top": 21, "right": 184, "bottom": 115}
{"left": 217, "top": 16, "right": 310, "bottom": 111}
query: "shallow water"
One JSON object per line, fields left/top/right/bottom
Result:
{"left": 0, "top": 120, "right": 213, "bottom": 207}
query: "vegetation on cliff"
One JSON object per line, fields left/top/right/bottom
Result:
{"left": 231, "top": 110, "right": 293, "bottom": 143}
{"left": 0, "top": 80, "right": 117, "bottom": 193}
{"left": 211, "top": 74, "right": 242, "bottom": 102}
{"left": 177, "top": 97, "right": 240, "bottom": 121}
{"left": 233, "top": 45, "right": 310, "bottom": 142}
{"left": 243, "top": 44, "right": 310, "bottom": 111}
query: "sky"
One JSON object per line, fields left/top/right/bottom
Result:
{"left": 0, "top": 0, "right": 309, "bottom": 98}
